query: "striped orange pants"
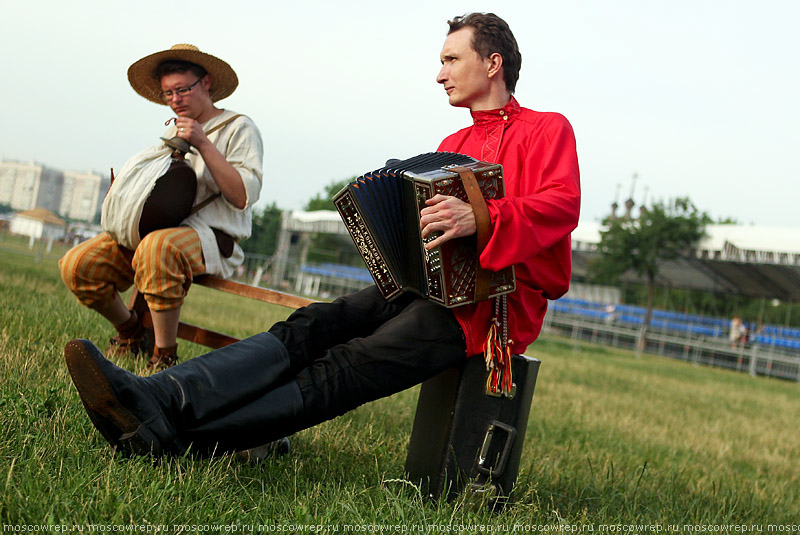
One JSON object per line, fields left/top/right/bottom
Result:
{"left": 59, "top": 227, "right": 206, "bottom": 312}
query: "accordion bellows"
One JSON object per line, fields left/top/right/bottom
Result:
{"left": 333, "top": 152, "right": 516, "bottom": 307}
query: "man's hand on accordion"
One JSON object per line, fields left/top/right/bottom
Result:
{"left": 419, "top": 195, "right": 477, "bottom": 250}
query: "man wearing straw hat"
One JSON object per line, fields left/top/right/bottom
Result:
{"left": 60, "top": 44, "right": 263, "bottom": 370}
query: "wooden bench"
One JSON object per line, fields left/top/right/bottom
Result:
{"left": 128, "top": 274, "right": 315, "bottom": 350}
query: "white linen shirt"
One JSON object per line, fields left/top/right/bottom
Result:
{"left": 162, "top": 109, "right": 263, "bottom": 278}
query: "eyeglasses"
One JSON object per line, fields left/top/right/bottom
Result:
{"left": 159, "top": 77, "right": 202, "bottom": 102}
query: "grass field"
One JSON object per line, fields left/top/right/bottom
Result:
{"left": 1, "top": 236, "right": 799, "bottom": 528}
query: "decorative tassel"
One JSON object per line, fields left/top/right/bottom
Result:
{"left": 484, "top": 295, "right": 513, "bottom": 396}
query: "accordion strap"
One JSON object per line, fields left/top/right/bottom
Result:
{"left": 453, "top": 166, "right": 492, "bottom": 302}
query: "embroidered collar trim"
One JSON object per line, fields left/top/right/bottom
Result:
{"left": 470, "top": 97, "right": 521, "bottom": 125}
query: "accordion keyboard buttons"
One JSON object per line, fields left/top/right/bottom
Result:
{"left": 423, "top": 234, "right": 443, "bottom": 273}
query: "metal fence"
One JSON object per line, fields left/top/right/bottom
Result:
{"left": 543, "top": 311, "right": 800, "bottom": 382}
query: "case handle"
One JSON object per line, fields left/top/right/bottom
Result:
{"left": 476, "top": 420, "right": 517, "bottom": 478}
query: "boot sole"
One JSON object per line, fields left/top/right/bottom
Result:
{"left": 64, "top": 340, "right": 160, "bottom": 456}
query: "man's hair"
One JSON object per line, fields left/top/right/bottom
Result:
{"left": 447, "top": 12, "right": 521, "bottom": 93}
{"left": 155, "top": 60, "right": 208, "bottom": 81}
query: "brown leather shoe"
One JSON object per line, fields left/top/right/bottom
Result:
{"left": 147, "top": 344, "right": 179, "bottom": 371}
{"left": 107, "top": 310, "right": 153, "bottom": 359}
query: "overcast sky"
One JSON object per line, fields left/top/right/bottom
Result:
{"left": 2, "top": 0, "right": 798, "bottom": 228}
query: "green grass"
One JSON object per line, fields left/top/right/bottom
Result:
{"left": 1, "top": 240, "right": 799, "bottom": 527}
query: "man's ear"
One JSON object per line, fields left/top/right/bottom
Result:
{"left": 201, "top": 74, "right": 212, "bottom": 90}
{"left": 486, "top": 52, "right": 504, "bottom": 81}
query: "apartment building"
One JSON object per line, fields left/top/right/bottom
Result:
{"left": 59, "top": 170, "right": 106, "bottom": 222}
{"left": 0, "top": 160, "right": 63, "bottom": 213}
{"left": 0, "top": 159, "right": 106, "bottom": 222}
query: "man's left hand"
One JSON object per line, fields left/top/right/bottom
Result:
{"left": 419, "top": 195, "right": 476, "bottom": 250}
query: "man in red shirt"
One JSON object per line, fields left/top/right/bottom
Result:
{"left": 423, "top": 13, "right": 581, "bottom": 362}
{"left": 63, "top": 13, "right": 580, "bottom": 458}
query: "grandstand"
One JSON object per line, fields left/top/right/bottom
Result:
{"left": 551, "top": 220, "right": 800, "bottom": 380}
{"left": 549, "top": 297, "right": 800, "bottom": 352}
{"left": 295, "top": 262, "right": 373, "bottom": 297}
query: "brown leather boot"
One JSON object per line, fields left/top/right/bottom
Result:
{"left": 107, "top": 310, "right": 153, "bottom": 359}
{"left": 147, "top": 344, "right": 179, "bottom": 371}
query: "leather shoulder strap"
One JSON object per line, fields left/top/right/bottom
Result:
{"left": 452, "top": 166, "right": 492, "bottom": 302}
{"left": 204, "top": 113, "right": 244, "bottom": 136}
{"left": 454, "top": 166, "right": 491, "bottom": 253}
{"left": 190, "top": 193, "right": 221, "bottom": 215}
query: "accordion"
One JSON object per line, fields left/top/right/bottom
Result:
{"left": 333, "top": 152, "right": 516, "bottom": 307}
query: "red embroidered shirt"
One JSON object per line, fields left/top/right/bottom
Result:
{"left": 438, "top": 97, "right": 581, "bottom": 356}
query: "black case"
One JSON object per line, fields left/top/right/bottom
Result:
{"left": 404, "top": 354, "right": 541, "bottom": 507}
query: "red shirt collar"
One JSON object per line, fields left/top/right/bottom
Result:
{"left": 470, "top": 96, "right": 521, "bottom": 126}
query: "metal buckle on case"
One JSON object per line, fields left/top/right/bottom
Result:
{"left": 486, "top": 382, "right": 516, "bottom": 399}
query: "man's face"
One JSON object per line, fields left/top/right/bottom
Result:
{"left": 160, "top": 71, "right": 212, "bottom": 119}
{"left": 436, "top": 27, "right": 493, "bottom": 110}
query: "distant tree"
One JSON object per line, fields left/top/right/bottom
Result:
{"left": 240, "top": 202, "right": 283, "bottom": 256}
{"left": 590, "top": 196, "right": 710, "bottom": 351}
{"left": 304, "top": 178, "right": 355, "bottom": 212}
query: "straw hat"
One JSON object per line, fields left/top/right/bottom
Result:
{"left": 127, "top": 44, "right": 238, "bottom": 105}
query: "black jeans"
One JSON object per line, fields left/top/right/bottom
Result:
{"left": 269, "top": 285, "right": 467, "bottom": 429}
